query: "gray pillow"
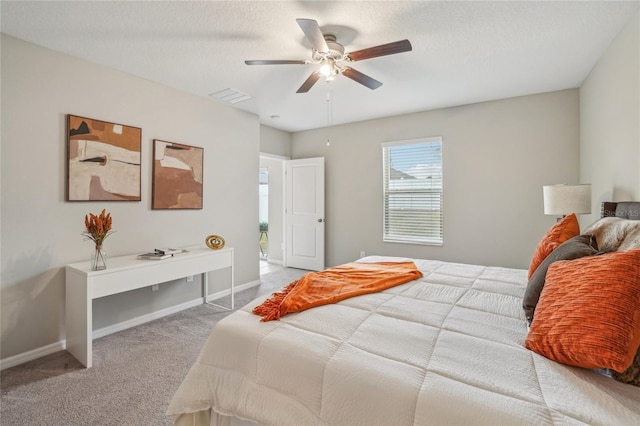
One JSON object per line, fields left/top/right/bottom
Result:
{"left": 523, "top": 234, "right": 599, "bottom": 324}
{"left": 612, "top": 346, "right": 640, "bottom": 387}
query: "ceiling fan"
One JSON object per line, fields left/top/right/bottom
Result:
{"left": 245, "top": 18, "right": 412, "bottom": 93}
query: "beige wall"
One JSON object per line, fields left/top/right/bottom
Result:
{"left": 292, "top": 90, "right": 580, "bottom": 269}
{"left": 2, "top": 10, "right": 636, "bottom": 364}
{"left": 259, "top": 125, "right": 291, "bottom": 158}
{"left": 580, "top": 11, "right": 640, "bottom": 227}
{"left": 1, "top": 35, "right": 260, "bottom": 360}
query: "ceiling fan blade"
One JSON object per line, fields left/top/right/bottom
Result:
{"left": 342, "top": 67, "right": 383, "bottom": 90}
{"left": 245, "top": 60, "right": 306, "bottom": 65}
{"left": 296, "top": 18, "right": 329, "bottom": 53}
{"left": 297, "top": 72, "right": 322, "bottom": 93}
{"left": 347, "top": 39, "right": 412, "bottom": 62}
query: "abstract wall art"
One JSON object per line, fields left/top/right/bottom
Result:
{"left": 152, "top": 139, "right": 204, "bottom": 210}
{"left": 67, "top": 115, "right": 142, "bottom": 201}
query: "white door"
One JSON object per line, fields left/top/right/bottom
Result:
{"left": 285, "top": 157, "right": 325, "bottom": 271}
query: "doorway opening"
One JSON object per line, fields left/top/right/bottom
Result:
{"left": 259, "top": 153, "right": 289, "bottom": 274}
{"left": 259, "top": 168, "right": 269, "bottom": 260}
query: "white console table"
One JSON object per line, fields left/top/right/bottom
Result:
{"left": 65, "top": 246, "right": 234, "bottom": 368}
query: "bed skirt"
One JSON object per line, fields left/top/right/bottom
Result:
{"left": 174, "top": 410, "right": 256, "bottom": 426}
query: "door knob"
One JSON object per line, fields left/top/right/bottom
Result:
{"left": 318, "top": 218, "right": 324, "bottom": 223}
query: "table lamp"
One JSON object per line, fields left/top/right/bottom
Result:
{"left": 543, "top": 184, "right": 591, "bottom": 220}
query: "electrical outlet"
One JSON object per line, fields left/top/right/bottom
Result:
{"left": 151, "top": 284, "right": 159, "bottom": 291}
{"left": 186, "top": 275, "right": 194, "bottom": 282}
{"left": 360, "top": 251, "right": 365, "bottom": 258}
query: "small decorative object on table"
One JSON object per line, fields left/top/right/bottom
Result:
{"left": 137, "top": 248, "right": 188, "bottom": 260}
{"left": 205, "top": 234, "right": 225, "bottom": 250}
{"left": 83, "top": 209, "right": 113, "bottom": 270}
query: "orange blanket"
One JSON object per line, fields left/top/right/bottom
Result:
{"left": 253, "top": 261, "right": 423, "bottom": 321}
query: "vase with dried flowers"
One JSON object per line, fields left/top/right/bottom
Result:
{"left": 83, "top": 209, "right": 113, "bottom": 271}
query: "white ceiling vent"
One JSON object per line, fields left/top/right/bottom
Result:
{"left": 209, "top": 88, "right": 252, "bottom": 104}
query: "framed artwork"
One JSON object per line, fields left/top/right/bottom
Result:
{"left": 67, "top": 114, "right": 141, "bottom": 201}
{"left": 152, "top": 139, "right": 204, "bottom": 210}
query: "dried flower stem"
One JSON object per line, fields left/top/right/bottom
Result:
{"left": 83, "top": 208, "right": 113, "bottom": 248}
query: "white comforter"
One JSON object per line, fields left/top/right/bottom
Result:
{"left": 167, "top": 256, "right": 640, "bottom": 425}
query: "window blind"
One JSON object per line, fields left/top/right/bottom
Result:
{"left": 382, "top": 137, "right": 443, "bottom": 245}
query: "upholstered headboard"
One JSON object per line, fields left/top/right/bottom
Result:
{"left": 601, "top": 202, "right": 640, "bottom": 220}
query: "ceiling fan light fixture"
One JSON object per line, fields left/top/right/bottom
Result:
{"left": 319, "top": 62, "right": 332, "bottom": 77}
{"left": 320, "top": 58, "right": 341, "bottom": 81}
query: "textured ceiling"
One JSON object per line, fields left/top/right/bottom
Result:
{"left": 1, "top": 1, "right": 638, "bottom": 132}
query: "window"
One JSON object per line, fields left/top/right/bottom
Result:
{"left": 382, "top": 137, "right": 443, "bottom": 245}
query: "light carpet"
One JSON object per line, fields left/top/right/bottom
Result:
{"left": 0, "top": 266, "right": 308, "bottom": 426}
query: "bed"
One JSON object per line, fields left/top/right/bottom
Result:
{"left": 167, "top": 202, "right": 640, "bottom": 425}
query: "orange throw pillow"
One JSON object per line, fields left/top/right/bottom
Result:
{"left": 528, "top": 213, "right": 580, "bottom": 279}
{"left": 525, "top": 250, "right": 640, "bottom": 373}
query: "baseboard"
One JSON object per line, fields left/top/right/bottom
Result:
{"left": 92, "top": 297, "right": 203, "bottom": 340}
{"left": 2, "top": 280, "right": 260, "bottom": 370}
{"left": 267, "top": 259, "right": 283, "bottom": 266}
{"left": 1, "top": 340, "right": 66, "bottom": 371}
{"left": 0, "top": 298, "right": 203, "bottom": 370}
{"left": 205, "top": 279, "right": 260, "bottom": 303}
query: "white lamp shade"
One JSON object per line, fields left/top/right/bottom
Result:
{"left": 543, "top": 184, "right": 591, "bottom": 215}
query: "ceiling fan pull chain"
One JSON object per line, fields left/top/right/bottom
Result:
{"left": 326, "top": 90, "right": 333, "bottom": 147}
